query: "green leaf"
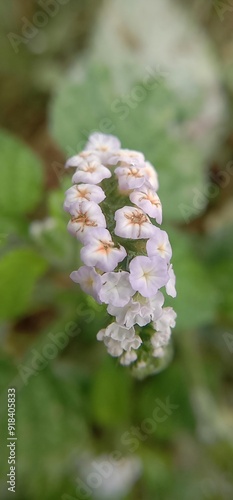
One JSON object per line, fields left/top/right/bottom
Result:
{"left": 50, "top": 66, "right": 206, "bottom": 222}
{"left": 0, "top": 357, "right": 88, "bottom": 500}
{"left": 166, "top": 227, "right": 218, "bottom": 330}
{"left": 91, "top": 356, "right": 132, "bottom": 427}
{"left": 0, "top": 129, "right": 43, "bottom": 218}
{"left": 0, "top": 248, "right": 48, "bottom": 320}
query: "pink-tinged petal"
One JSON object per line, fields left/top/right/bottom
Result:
{"left": 166, "top": 265, "right": 177, "bottom": 297}
{"left": 115, "top": 165, "right": 148, "bottom": 191}
{"left": 80, "top": 227, "right": 126, "bottom": 272}
{"left": 65, "top": 152, "right": 99, "bottom": 169}
{"left": 72, "top": 158, "right": 111, "bottom": 185}
{"left": 108, "top": 149, "right": 145, "bottom": 166}
{"left": 85, "top": 133, "right": 121, "bottom": 152}
{"left": 144, "top": 162, "right": 159, "bottom": 190}
{"left": 67, "top": 201, "right": 106, "bottom": 243}
{"left": 99, "top": 271, "right": 134, "bottom": 307}
{"left": 84, "top": 133, "right": 121, "bottom": 163}
{"left": 70, "top": 266, "right": 102, "bottom": 303}
{"left": 146, "top": 229, "right": 172, "bottom": 261}
{"left": 64, "top": 184, "right": 106, "bottom": 212}
{"left": 130, "top": 187, "right": 162, "bottom": 224}
{"left": 129, "top": 255, "right": 169, "bottom": 298}
{"left": 114, "top": 206, "right": 156, "bottom": 239}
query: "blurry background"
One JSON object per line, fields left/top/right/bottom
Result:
{"left": 0, "top": 0, "right": 233, "bottom": 499}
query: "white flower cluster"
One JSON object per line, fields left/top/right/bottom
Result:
{"left": 64, "top": 132, "right": 177, "bottom": 372}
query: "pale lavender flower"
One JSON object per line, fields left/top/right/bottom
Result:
{"left": 129, "top": 255, "right": 169, "bottom": 297}
{"left": 99, "top": 271, "right": 134, "bottom": 307}
{"left": 107, "top": 291, "right": 164, "bottom": 328}
{"left": 146, "top": 229, "right": 172, "bottom": 261}
{"left": 70, "top": 266, "right": 102, "bottom": 303}
{"left": 153, "top": 307, "right": 177, "bottom": 334}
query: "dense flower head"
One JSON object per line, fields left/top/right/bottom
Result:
{"left": 65, "top": 132, "right": 177, "bottom": 376}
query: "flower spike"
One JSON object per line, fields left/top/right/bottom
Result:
{"left": 64, "top": 132, "right": 177, "bottom": 378}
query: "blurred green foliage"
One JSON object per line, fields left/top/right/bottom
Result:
{"left": 0, "top": 1, "right": 233, "bottom": 500}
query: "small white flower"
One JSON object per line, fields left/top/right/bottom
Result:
{"left": 64, "top": 184, "right": 105, "bottom": 212}
{"left": 151, "top": 330, "right": 171, "bottom": 349}
{"left": 99, "top": 271, "right": 135, "bottom": 307}
{"left": 80, "top": 228, "right": 126, "bottom": 272}
{"left": 65, "top": 151, "right": 96, "bottom": 169}
{"left": 103, "top": 337, "right": 124, "bottom": 357}
{"left": 84, "top": 132, "right": 121, "bottom": 162}
{"left": 107, "top": 291, "right": 164, "bottom": 328}
{"left": 166, "top": 264, "right": 177, "bottom": 297}
{"left": 72, "top": 157, "right": 111, "bottom": 185}
{"left": 115, "top": 165, "right": 148, "bottom": 191}
{"left": 103, "top": 322, "right": 136, "bottom": 342}
{"left": 129, "top": 255, "right": 169, "bottom": 298}
{"left": 67, "top": 201, "right": 106, "bottom": 243}
{"left": 97, "top": 322, "right": 138, "bottom": 357}
{"left": 108, "top": 149, "right": 145, "bottom": 166}
{"left": 130, "top": 186, "right": 162, "bottom": 223}
{"left": 122, "top": 335, "right": 142, "bottom": 351}
{"left": 114, "top": 206, "right": 156, "bottom": 239}
{"left": 70, "top": 266, "right": 102, "bottom": 303}
{"left": 153, "top": 307, "right": 177, "bottom": 334}
{"left": 152, "top": 347, "right": 165, "bottom": 358}
{"left": 146, "top": 229, "right": 172, "bottom": 261}
{"left": 120, "top": 350, "right": 138, "bottom": 366}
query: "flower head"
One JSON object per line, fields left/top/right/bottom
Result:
{"left": 64, "top": 132, "right": 176, "bottom": 376}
